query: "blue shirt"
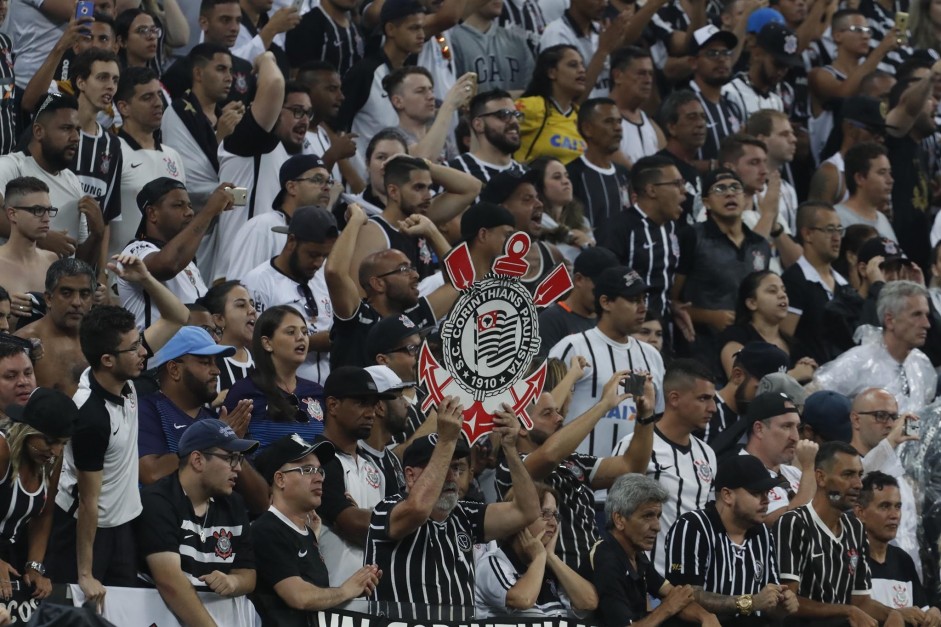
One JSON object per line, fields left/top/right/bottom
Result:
{"left": 138, "top": 391, "right": 217, "bottom": 457}
{"left": 223, "top": 375, "right": 325, "bottom": 451}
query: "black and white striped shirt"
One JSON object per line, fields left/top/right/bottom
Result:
{"left": 775, "top": 504, "right": 872, "bottom": 604}
{"left": 600, "top": 205, "right": 679, "bottom": 318}
{"left": 496, "top": 452, "right": 600, "bottom": 576}
{"left": 689, "top": 80, "right": 743, "bottom": 162}
{"left": 216, "top": 353, "right": 254, "bottom": 394}
{"left": 0, "top": 432, "right": 46, "bottom": 546}
{"left": 447, "top": 152, "right": 525, "bottom": 184}
{"left": 566, "top": 155, "right": 630, "bottom": 235}
{"left": 285, "top": 6, "right": 364, "bottom": 78}
{"left": 0, "top": 34, "right": 16, "bottom": 156}
{"left": 694, "top": 392, "right": 739, "bottom": 446}
{"left": 72, "top": 125, "right": 123, "bottom": 224}
{"left": 613, "top": 428, "right": 716, "bottom": 577}
{"left": 365, "top": 495, "right": 488, "bottom": 606}
{"left": 499, "top": 0, "right": 547, "bottom": 55}
{"left": 665, "top": 501, "right": 780, "bottom": 595}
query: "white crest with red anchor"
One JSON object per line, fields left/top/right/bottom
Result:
{"left": 419, "top": 232, "right": 573, "bottom": 445}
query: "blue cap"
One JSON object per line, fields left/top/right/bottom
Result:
{"left": 150, "top": 326, "right": 236, "bottom": 370}
{"left": 802, "top": 390, "right": 853, "bottom": 443}
{"left": 747, "top": 8, "right": 785, "bottom": 34}
{"left": 178, "top": 419, "right": 259, "bottom": 457}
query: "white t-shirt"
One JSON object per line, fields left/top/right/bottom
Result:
{"left": 224, "top": 210, "right": 287, "bottom": 282}
{"left": 0, "top": 152, "right": 83, "bottom": 241}
{"left": 118, "top": 239, "right": 207, "bottom": 328}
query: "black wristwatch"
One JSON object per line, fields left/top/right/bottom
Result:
{"left": 770, "top": 223, "right": 784, "bottom": 238}
{"left": 637, "top": 413, "right": 661, "bottom": 426}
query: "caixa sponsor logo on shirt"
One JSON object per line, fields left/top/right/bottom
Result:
{"left": 603, "top": 401, "right": 638, "bottom": 422}
{"left": 549, "top": 135, "right": 586, "bottom": 152}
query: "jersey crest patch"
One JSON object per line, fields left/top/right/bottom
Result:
{"left": 214, "top": 529, "right": 233, "bottom": 559}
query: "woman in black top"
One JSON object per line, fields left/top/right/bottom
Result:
{"left": 199, "top": 281, "right": 257, "bottom": 401}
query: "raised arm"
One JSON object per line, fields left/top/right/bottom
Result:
{"left": 324, "top": 203, "right": 368, "bottom": 319}
{"left": 249, "top": 53, "right": 286, "bottom": 133}
{"left": 593, "top": 373, "right": 658, "bottom": 487}
{"left": 427, "top": 161, "right": 482, "bottom": 225}
{"left": 483, "top": 410, "right": 541, "bottom": 541}
{"left": 108, "top": 254, "right": 188, "bottom": 352}
{"left": 21, "top": 17, "right": 92, "bottom": 114}
{"left": 411, "top": 74, "right": 476, "bottom": 162}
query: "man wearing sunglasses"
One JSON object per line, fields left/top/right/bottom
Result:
{"left": 449, "top": 90, "right": 527, "bottom": 183}
{"left": 137, "top": 418, "right": 259, "bottom": 626}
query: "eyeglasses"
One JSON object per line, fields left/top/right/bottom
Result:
{"left": 708, "top": 183, "right": 744, "bottom": 195}
{"left": 386, "top": 343, "right": 419, "bottom": 356}
{"left": 296, "top": 174, "right": 335, "bottom": 187}
{"left": 843, "top": 25, "right": 872, "bottom": 34}
{"left": 540, "top": 509, "right": 561, "bottom": 522}
{"left": 134, "top": 26, "right": 163, "bottom": 38}
{"left": 477, "top": 108, "right": 524, "bottom": 122}
{"left": 11, "top": 205, "right": 59, "bottom": 217}
{"left": 199, "top": 324, "right": 223, "bottom": 337}
{"left": 809, "top": 226, "right": 845, "bottom": 237}
{"left": 701, "top": 48, "right": 734, "bottom": 59}
{"left": 283, "top": 106, "right": 314, "bottom": 120}
{"left": 280, "top": 465, "right": 326, "bottom": 478}
{"left": 376, "top": 264, "right": 418, "bottom": 278}
{"left": 201, "top": 451, "right": 245, "bottom": 468}
{"left": 653, "top": 179, "right": 686, "bottom": 190}
{"left": 112, "top": 333, "right": 144, "bottom": 355}
{"left": 857, "top": 410, "right": 899, "bottom": 424}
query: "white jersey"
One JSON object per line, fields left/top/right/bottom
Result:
{"left": 613, "top": 429, "right": 716, "bottom": 577}
{"left": 242, "top": 260, "right": 333, "bottom": 384}
{"left": 303, "top": 126, "right": 342, "bottom": 182}
{"left": 722, "top": 75, "right": 785, "bottom": 119}
{"left": 547, "top": 327, "right": 665, "bottom": 458}
{"left": 118, "top": 239, "right": 207, "bottom": 328}
{"left": 224, "top": 210, "right": 287, "bottom": 282}
{"left": 0, "top": 153, "right": 83, "bottom": 243}
{"left": 619, "top": 111, "right": 661, "bottom": 166}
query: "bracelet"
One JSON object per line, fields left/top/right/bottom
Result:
{"left": 636, "top": 413, "right": 660, "bottom": 426}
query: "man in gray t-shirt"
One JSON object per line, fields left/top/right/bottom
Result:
{"left": 834, "top": 143, "right": 898, "bottom": 242}
{"left": 451, "top": 0, "right": 534, "bottom": 93}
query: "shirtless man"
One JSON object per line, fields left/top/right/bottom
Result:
{"left": 0, "top": 177, "right": 59, "bottom": 324}
{"left": 16, "top": 255, "right": 191, "bottom": 396}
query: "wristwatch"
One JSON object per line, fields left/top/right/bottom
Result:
{"left": 770, "top": 223, "right": 784, "bottom": 238}
{"left": 636, "top": 413, "right": 661, "bottom": 426}
{"left": 25, "top": 561, "right": 45, "bottom": 576}
{"left": 735, "top": 594, "right": 754, "bottom": 616}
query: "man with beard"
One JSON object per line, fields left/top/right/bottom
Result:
{"left": 361, "top": 365, "right": 413, "bottom": 494}
{"left": 243, "top": 206, "right": 339, "bottom": 384}
{"left": 497, "top": 371, "right": 657, "bottom": 576}
{"left": 656, "top": 90, "right": 707, "bottom": 222}
{"left": 664, "top": 454, "right": 798, "bottom": 625}
{"left": 781, "top": 202, "right": 848, "bottom": 364}
{"left": 741, "top": 393, "right": 818, "bottom": 525}
{"left": 775, "top": 442, "right": 905, "bottom": 626}
{"left": 137, "top": 419, "right": 259, "bottom": 626}
{"left": 119, "top": 178, "right": 236, "bottom": 328}
{"left": 689, "top": 25, "right": 743, "bottom": 164}
{"left": 610, "top": 48, "right": 664, "bottom": 165}
{"left": 449, "top": 90, "right": 527, "bottom": 183}
{"left": 325, "top": 203, "right": 458, "bottom": 368}
{"left": 365, "top": 400, "right": 541, "bottom": 615}
{"left": 566, "top": 98, "right": 630, "bottom": 236}
{"left": 226, "top": 155, "right": 335, "bottom": 282}
{"left": 349, "top": 155, "right": 480, "bottom": 283}
{"left": 46, "top": 306, "right": 149, "bottom": 610}
{"left": 0, "top": 94, "right": 103, "bottom": 263}
{"left": 312, "top": 367, "right": 396, "bottom": 599}
{"left": 723, "top": 23, "right": 801, "bottom": 120}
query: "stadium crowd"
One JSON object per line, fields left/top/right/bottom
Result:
{"left": 2, "top": 0, "right": 941, "bottom": 624}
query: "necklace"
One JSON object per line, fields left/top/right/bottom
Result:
{"left": 196, "top": 503, "right": 211, "bottom": 543}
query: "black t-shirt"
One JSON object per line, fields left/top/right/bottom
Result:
{"left": 566, "top": 155, "right": 630, "bottom": 235}
{"left": 329, "top": 297, "right": 435, "bottom": 369}
{"left": 869, "top": 543, "right": 928, "bottom": 610}
{"left": 162, "top": 53, "right": 255, "bottom": 105}
{"left": 285, "top": 6, "right": 364, "bottom": 78}
{"left": 251, "top": 509, "right": 330, "bottom": 627}
{"left": 780, "top": 261, "right": 843, "bottom": 365}
{"left": 537, "top": 301, "right": 596, "bottom": 355}
{"left": 887, "top": 134, "right": 932, "bottom": 270}
{"left": 656, "top": 148, "right": 700, "bottom": 225}
{"left": 592, "top": 535, "right": 665, "bottom": 627}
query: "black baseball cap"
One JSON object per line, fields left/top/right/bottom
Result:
{"left": 734, "top": 341, "right": 789, "bottom": 379}
{"left": 691, "top": 24, "right": 738, "bottom": 54}
{"left": 272, "top": 154, "right": 328, "bottom": 208}
{"left": 701, "top": 169, "right": 743, "bottom": 195}
{"left": 135, "top": 177, "right": 188, "bottom": 238}
{"left": 593, "top": 266, "right": 650, "bottom": 301}
{"left": 756, "top": 22, "right": 803, "bottom": 68}
{"left": 746, "top": 392, "right": 800, "bottom": 426}
{"left": 323, "top": 366, "right": 397, "bottom": 400}
{"left": 34, "top": 92, "right": 78, "bottom": 118}
{"left": 842, "top": 96, "right": 893, "bottom": 132}
{"left": 403, "top": 434, "right": 471, "bottom": 468}
{"left": 480, "top": 170, "right": 542, "bottom": 206}
{"left": 177, "top": 419, "right": 259, "bottom": 457}
{"left": 271, "top": 205, "right": 339, "bottom": 243}
{"left": 5, "top": 387, "right": 78, "bottom": 439}
{"left": 857, "top": 237, "right": 912, "bottom": 266}
{"left": 460, "top": 202, "right": 516, "bottom": 242}
{"left": 715, "top": 454, "right": 787, "bottom": 492}
{"left": 573, "top": 247, "right": 619, "bottom": 281}
{"left": 802, "top": 390, "right": 852, "bottom": 442}
{"left": 365, "top": 315, "right": 432, "bottom": 361}
{"left": 380, "top": 0, "right": 426, "bottom": 26}
{"left": 253, "top": 434, "right": 336, "bottom": 485}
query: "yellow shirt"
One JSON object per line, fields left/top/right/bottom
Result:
{"left": 514, "top": 96, "right": 586, "bottom": 164}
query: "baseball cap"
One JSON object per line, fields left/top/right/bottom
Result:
{"left": 177, "top": 419, "right": 259, "bottom": 457}
{"left": 149, "top": 326, "right": 236, "bottom": 370}
{"left": 573, "top": 247, "right": 619, "bottom": 281}
{"left": 380, "top": 0, "right": 426, "bottom": 26}
{"left": 734, "top": 342, "right": 789, "bottom": 379}
{"left": 460, "top": 202, "right": 516, "bottom": 242}
{"left": 701, "top": 169, "right": 743, "bottom": 195}
{"left": 594, "top": 266, "right": 650, "bottom": 301}
{"left": 841, "top": 96, "right": 893, "bottom": 132}
{"left": 756, "top": 22, "right": 803, "bottom": 68}
{"left": 34, "top": 92, "right": 78, "bottom": 118}
{"left": 480, "top": 170, "right": 542, "bottom": 206}
{"left": 747, "top": 7, "right": 785, "bottom": 34}
{"left": 5, "top": 387, "right": 78, "bottom": 439}
{"left": 323, "top": 366, "right": 397, "bottom": 400}
{"left": 365, "top": 365, "right": 416, "bottom": 392}
{"left": 135, "top": 177, "right": 188, "bottom": 238}
{"left": 802, "top": 390, "right": 852, "bottom": 442}
{"left": 271, "top": 205, "right": 339, "bottom": 243}
{"left": 272, "top": 154, "right": 328, "bottom": 209}
{"left": 757, "top": 372, "right": 808, "bottom": 410}
{"left": 746, "top": 392, "right": 800, "bottom": 426}
{"left": 691, "top": 24, "right": 738, "bottom": 54}
{"left": 365, "top": 315, "right": 433, "bottom": 360}
{"left": 857, "top": 237, "right": 912, "bottom": 266}
{"left": 403, "top": 433, "right": 471, "bottom": 468}
{"left": 715, "top": 454, "right": 787, "bottom": 492}
{"left": 253, "top": 433, "right": 336, "bottom": 484}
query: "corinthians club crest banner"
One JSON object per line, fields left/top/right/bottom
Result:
{"left": 419, "top": 232, "right": 573, "bottom": 444}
